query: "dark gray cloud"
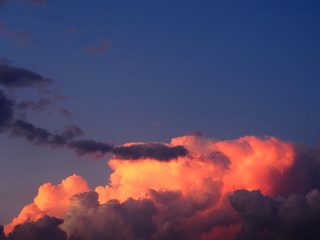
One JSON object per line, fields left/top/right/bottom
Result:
{"left": 0, "top": 63, "right": 188, "bottom": 162}
{"left": 5, "top": 216, "right": 67, "bottom": 240}
{"left": 229, "top": 189, "right": 320, "bottom": 240}
{"left": 0, "top": 64, "right": 86, "bottom": 150}
{"left": 0, "top": 225, "right": 5, "bottom": 240}
{"left": 148, "top": 179, "right": 236, "bottom": 240}
{"left": 0, "top": 64, "right": 52, "bottom": 88}
{"left": 10, "top": 120, "right": 83, "bottom": 146}
{"left": 68, "top": 139, "right": 113, "bottom": 155}
{"left": 68, "top": 141, "right": 188, "bottom": 161}
{"left": 112, "top": 143, "right": 188, "bottom": 161}
{"left": 60, "top": 180, "right": 237, "bottom": 240}
{"left": 63, "top": 191, "right": 157, "bottom": 240}
{"left": 0, "top": 90, "right": 14, "bottom": 131}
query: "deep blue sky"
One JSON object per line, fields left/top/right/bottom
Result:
{"left": 1, "top": 0, "right": 320, "bottom": 224}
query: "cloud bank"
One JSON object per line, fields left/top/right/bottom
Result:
{"left": 2, "top": 134, "right": 320, "bottom": 239}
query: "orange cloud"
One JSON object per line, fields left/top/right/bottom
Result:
{"left": 4, "top": 174, "right": 90, "bottom": 234}
{"left": 4, "top": 135, "right": 298, "bottom": 239}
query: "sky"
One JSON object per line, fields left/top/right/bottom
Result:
{"left": 1, "top": 1, "right": 320, "bottom": 239}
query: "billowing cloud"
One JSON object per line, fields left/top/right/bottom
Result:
{"left": 2, "top": 63, "right": 320, "bottom": 239}
{"left": 5, "top": 216, "right": 67, "bottom": 240}
{"left": 230, "top": 188, "right": 320, "bottom": 240}
{"left": 6, "top": 134, "right": 320, "bottom": 239}
{"left": 63, "top": 191, "right": 157, "bottom": 240}
{"left": 4, "top": 175, "right": 90, "bottom": 234}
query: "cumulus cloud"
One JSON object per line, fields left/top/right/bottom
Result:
{"left": 63, "top": 191, "right": 157, "bottom": 240}
{"left": 5, "top": 216, "right": 67, "bottom": 240}
{"left": 5, "top": 134, "right": 320, "bottom": 239}
{"left": 229, "top": 189, "right": 320, "bottom": 240}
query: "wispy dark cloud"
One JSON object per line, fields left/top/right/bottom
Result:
{"left": 68, "top": 139, "right": 113, "bottom": 156}
{"left": 0, "top": 64, "right": 52, "bottom": 88}
{"left": 85, "top": 41, "right": 112, "bottom": 54}
{"left": 17, "top": 98, "right": 52, "bottom": 112}
{"left": 10, "top": 120, "right": 83, "bottom": 147}
{"left": 0, "top": 63, "right": 188, "bottom": 162}
{"left": 68, "top": 140, "right": 188, "bottom": 161}
{"left": 0, "top": 90, "right": 14, "bottom": 132}
{"left": 113, "top": 143, "right": 188, "bottom": 161}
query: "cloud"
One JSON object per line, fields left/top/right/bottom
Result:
{"left": 267, "top": 144, "right": 320, "bottom": 197}
{"left": 68, "top": 140, "right": 188, "bottom": 161}
{"left": 63, "top": 191, "right": 157, "bottom": 240}
{"left": 0, "top": 64, "right": 52, "bottom": 88}
{"left": 0, "top": 90, "right": 14, "bottom": 131}
{"left": 68, "top": 139, "right": 114, "bottom": 156}
{"left": 85, "top": 41, "right": 112, "bottom": 54}
{"left": 112, "top": 143, "right": 188, "bottom": 161}
{"left": 9, "top": 120, "right": 83, "bottom": 146}
{"left": 5, "top": 216, "right": 67, "bottom": 240}
{"left": 6, "top": 135, "right": 320, "bottom": 239}
{"left": 229, "top": 189, "right": 320, "bottom": 240}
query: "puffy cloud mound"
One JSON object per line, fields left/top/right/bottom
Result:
{"left": 4, "top": 134, "right": 320, "bottom": 239}
{"left": 5, "top": 216, "right": 67, "bottom": 240}
{"left": 229, "top": 189, "right": 320, "bottom": 240}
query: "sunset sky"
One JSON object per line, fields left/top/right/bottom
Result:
{"left": 1, "top": 1, "right": 320, "bottom": 240}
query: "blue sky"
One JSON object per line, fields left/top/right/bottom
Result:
{"left": 0, "top": 0, "right": 320, "bottom": 224}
